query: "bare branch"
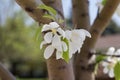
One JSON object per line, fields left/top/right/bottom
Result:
{"left": 15, "top": 0, "right": 65, "bottom": 27}
{"left": 0, "top": 63, "right": 16, "bottom": 80}
{"left": 92, "top": 52, "right": 120, "bottom": 57}
{"left": 88, "top": 0, "right": 120, "bottom": 49}
{"left": 15, "top": 0, "right": 51, "bottom": 24}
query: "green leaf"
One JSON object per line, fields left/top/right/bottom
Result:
{"left": 43, "top": 14, "right": 55, "bottom": 20}
{"left": 38, "top": 4, "right": 57, "bottom": 15}
{"left": 34, "top": 27, "right": 42, "bottom": 41}
{"left": 63, "top": 50, "right": 69, "bottom": 63}
{"left": 114, "top": 62, "right": 120, "bottom": 80}
{"left": 62, "top": 38, "right": 69, "bottom": 63}
{"left": 94, "top": 64, "right": 98, "bottom": 75}
{"left": 102, "top": 0, "right": 107, "bottom": 5}
{"left": 96, "top": 55, "right": 106, "bottom": 63}
{"left": 58, "top": 18, "right": 64, "bottom": 24}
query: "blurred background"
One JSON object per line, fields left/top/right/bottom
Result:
{"left": 0, "top": 0, "right": 120, "bottom": 80}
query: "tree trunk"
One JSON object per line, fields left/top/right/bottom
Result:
{"left": 73, "top": 0, "right": 120, "bottom": 80}
{"left": 15, "top": 0, "right": 74, "bottom": 80}
{"left": 0, "top": 63, "right": 16, "bottom": 80}
{"left": 43, "top": 0, "right": 74, "bottom": 80}
{"left": 47, "top": 54, "right": 74, "bottom": 80}
{"left": 15, "top": 0, "right": 120, "bottom": 80}
{"left": 72, "top": 0, "right": 94, "bottom": 80}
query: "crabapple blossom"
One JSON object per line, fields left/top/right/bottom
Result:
{"left": 40, "top": 21, "right": 91, "bottom": 61}
{"left": 65, "top": 29, "right": 91, "bottom": 58}
{"left": 40, "top": 22, "right": 67, "bottom": 59}
{"left": 102, "top": 47, "right": 120, "bottom": 78}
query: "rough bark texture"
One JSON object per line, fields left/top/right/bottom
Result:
{"left": 72, "top": 0, "right": 90, "bottom": 29}
{"left": 15, "top": 0, "right": 51, "bottom": 24}
{"left": 73, "top": 0, "right": 120, "bottom": 80}
{"left": 44, "top": 0, "right": 74, "bottom": 80}
{"left": 72, "top": 0, "right": 93, "bottom": 80}
{"left": 0, "top": 63, "right": 16, "bottom": 80}
{"left": 47, "top": 54, "right": 74, "bottom": 80}
{"left": 15, "top": 0, "right": 74, "bottom": 80}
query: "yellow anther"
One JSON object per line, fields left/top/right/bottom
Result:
{"left": 51, "top": 29, "right": 57, "bottom": 34}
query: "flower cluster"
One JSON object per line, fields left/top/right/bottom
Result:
{"left": 102, "top": 47, "right": 120, "bottom": 78}
{"left": 40, "top": 22, "right": 91, "bottom": 60}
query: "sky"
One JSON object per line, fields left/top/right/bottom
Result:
{"left": 0, "top": 0, "right": 120, "bottom": 26}
{"left": 62, "top": 0, "right": 120, "bottom": 26}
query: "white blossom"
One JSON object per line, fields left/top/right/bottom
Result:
{"left": 40, "top": 22, "right": 91, "bottom": 60}
{"left": 40, "top": 22, "right": 67, "bottom": 59}
{"left": 102, "top": 47, "right": 120, "bottom": 78}
{"left": 65, "top": 29, "right": 91, "bottom": 58}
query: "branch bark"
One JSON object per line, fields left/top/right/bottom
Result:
{"left": 15, "top": 0, "right": 51, "bottom": 24}
{"left": 0, "top": 63, "right": 16, "bottom": 80}
{"left": 72, "top": 0, "right": 91, "bottom": 80}
{"left": 74, "top": 0, "right": 120, "bottom": 80}
{"left": 47, "top": 54, "right": 74, "bottom": 80}
{"left": 89, "top": 0, "right": 120, "bottom": 49}
{"left": 72, "top": 0, "right": 90, "bottom": 29}
{"left": 15, "top": 0, "right": 74, "bottom": 80}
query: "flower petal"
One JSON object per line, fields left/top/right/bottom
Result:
{"left": 52, "top": 34, "right": 62, "bottom": 51}
{"left": 44, "top": 45, "right": 54, "bottom": 59}
{"left": 57, "top": 28, "right": 65, "bottom": 38}
{"left": 56, "top": 51, "right": 63, "bottom": 59}
{"left": 69, "top": 42, "right": 78, "bottom": 54}
{"left": 65, "top": 30, "right": 71, "bottom": 40}
{"left": 40, "top": 41, "right": 47, "bottom": 49}
{"left": 62, "top": 41, "right": 68, "bottom": 51}
{"left": 49, "top": 22, "right": 59, "bottom": 28}
{"left": 44, "top": 32, "right": 53, "bottom": 43}
{"left": 81, "top": 29, "right": 91, "bottom": 38}
{"left": 71, "top": 30, "right": 84, "bottom": 42}
{"left": 41, "top": 24, "right": 51, "bottom": 32}
{"left": 106, "top": 47, "right": 115, "bottom": 55}
{"left": 108, "top": 69, "right": 114, "bottom": 78}
{"left": 102, "top": 62, "right": 108, "bottom": 67}
{"left": 115, "top": 49, "right": 120, "bottom": 55}
{"left": 103, "top": 67, "right": 109, "bottom": 74}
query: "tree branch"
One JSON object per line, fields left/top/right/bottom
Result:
{"left": 88, "top": 0, "right": 120, "bottom": 49}
{"left": 15, "top": 0, "right": 65, "bottom": 25}
{"left": 15, "top": 0, "right": 51, "bottom": 24}
{"left": 0, "top": 63, "right": 16, "bottom": 80}
{"left": 73, "top": 0, "right": 120, "bottom": 80}
{"left": 72, "top": 0, "right": 90, "bottom": 29}
{"left": 41, "top": 0, "right": 64, "bottom": 19}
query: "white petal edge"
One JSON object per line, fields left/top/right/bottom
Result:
{"left": 57, "top": 28, "right": 65, "bottom": 38}
{"left": 65, "top": 30, "right": 71, "bottom": 40}
{"left": 52, "top": 34, "right": 62, "bottom": 51}
{"left": 84, "top": 30, "right": 91, "bottom": 38}
{"left": 106, "top": 47, "right": 115, "bottom": 55}
{"left": 108, "top": 69, "right": 114, "bottom": 78}
{"left": 41, "top": 24, "right": 51, "bottom": 32}
{"left": 103, "top": 67, "right": 109, "bottom": 74}
{"left": 49, "top": 22, "right": 59, "bottom": 28}
{"left": 44, "top": 45, "right": 54, "bottom": 59}
{"left": 44, "top": 32, "right": 53, "bottom": 43}
{"left": 56, "top": 51, "right": 63, "bottom": 59}
{"left": 40, "top": 41, "right": 47, "bottom": 49}
{"left": 62, "top": 41, "right": 68, "bottom": 51}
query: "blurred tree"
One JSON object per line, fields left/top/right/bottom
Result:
{"left": 0, "top": 10, "right": 47, "bottom": 78}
